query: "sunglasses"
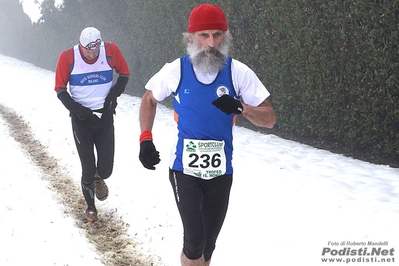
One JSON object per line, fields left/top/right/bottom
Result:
{"left": 84, "top": 39, "right": 101, "bottom": 50}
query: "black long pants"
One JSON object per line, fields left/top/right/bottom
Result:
{"left": 169, "top": 169, "right": 233, "bottom": 261}
{"left": 71, "top": 112, "right": 114, "bottom": 208}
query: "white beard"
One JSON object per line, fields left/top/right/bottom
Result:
{"left": 187, "top": 41, "right": 229, "bottom": 74}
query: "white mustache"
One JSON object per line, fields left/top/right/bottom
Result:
{"left": 187, "top": 42, "right": 229, "bottom": 74}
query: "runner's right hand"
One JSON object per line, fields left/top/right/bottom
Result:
{"left": 139, "top": 140, "right": 161, "bottom": 170}
{"left": 73, "top": 104, "right": 93, "bottom": 120}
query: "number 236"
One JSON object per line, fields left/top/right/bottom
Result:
{"left": 188, "top": 153, "right": 222, "bottom": 168}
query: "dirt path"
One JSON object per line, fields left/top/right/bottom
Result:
{"left": 0, "top": 104, "right": 160, "bottom": 266}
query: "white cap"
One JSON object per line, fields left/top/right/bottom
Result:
{"left": 79, "top": 27, "right": 102, "bottom": 50}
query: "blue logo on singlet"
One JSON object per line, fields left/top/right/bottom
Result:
{"left": 70, "top": 70, "right": 113, "bottom": 86}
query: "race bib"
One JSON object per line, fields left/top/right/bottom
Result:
{"left": 182, "top": 139, "right": 226, "bottom": 180}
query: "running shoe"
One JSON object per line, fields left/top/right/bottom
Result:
{"left": 94, "top": 178, "right": 108, "bottom": 201}
{"left": 83, "top": 207, "right": 98, "bottom": 223}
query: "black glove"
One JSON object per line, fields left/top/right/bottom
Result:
{"left": 103, "top": 90, "right": 117, "bottom": 114}
{"left": 139, "top": 140, "right": 161, "bottom": 170}
{"left": 103, "top": 76, "right": 129, "bottom": 114}
{"left": 57, "top": 90, "right": 92, "bottom": 120}
{"left": 212, "top": 95, "right": 243, "bottom": 115}
{"left": 72, "top": 103, "right": 93, "bottom": 120}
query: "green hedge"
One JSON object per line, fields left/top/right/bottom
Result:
{"left": 1, "top": 0, "right": 398, "bottom": 165}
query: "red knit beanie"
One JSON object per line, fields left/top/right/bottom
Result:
{"left": 187, "top": 4, "right": 228, "bottom": 33}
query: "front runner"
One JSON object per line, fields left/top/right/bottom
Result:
{"left": 138, "top": 4, "right": 276, "bottom": 266}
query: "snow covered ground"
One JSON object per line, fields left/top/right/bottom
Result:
{"left": 0, "top": 54, "right": 398, "bottom": 265}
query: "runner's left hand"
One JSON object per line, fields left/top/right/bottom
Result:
{"left": 212, "top": 95, "right": 243, "bottom": 115}
{"left": 104, "top": 90, "right": 117, "bottom": 114}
